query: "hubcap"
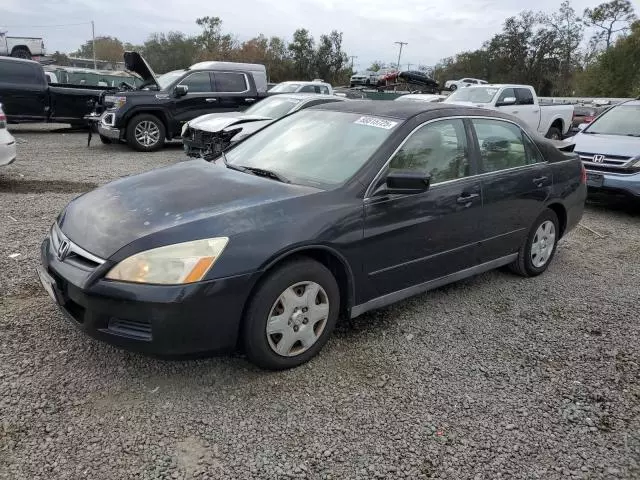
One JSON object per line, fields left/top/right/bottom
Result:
{"left": 134, "top": 121, "right": 160, "bottom": 147}
{"left": 531, "top": 220, "right": 556, "bottom": 268}
{"left": 266, "top": 281, "right": 329, "bottom": 357}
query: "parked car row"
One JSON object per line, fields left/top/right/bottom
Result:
{"left": 444, "top": 77, "right": 488, "bottom": 91}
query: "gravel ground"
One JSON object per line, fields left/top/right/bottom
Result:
{"left": 0, "top": 126, "right": 639, "bottom": 480}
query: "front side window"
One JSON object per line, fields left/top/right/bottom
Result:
{"left": 179, "top": 72, "right": 212, "bottom": 93}
{"left": 215, "top": 72, "right": 248, "bottom": 92}
{"left": 496, "top": 88, "right": 516, "bottom": 105}
{"left": 388, "top": 119, "right": 470, "bottom": 184}
{"left": 298, "top": 85, "right": 318, "bottom": 93}
{"left": 472, "top": 119, "right": 539, "bottom": 172}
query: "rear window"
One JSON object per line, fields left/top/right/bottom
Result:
{"left": 1, "top": 61, "right": 41, "bottom": 85}
{"left": 215, "top": 72, "right": 248, "bottom": 92}
{"left": 515, "top": 88, "right": 534, "bottom": 105}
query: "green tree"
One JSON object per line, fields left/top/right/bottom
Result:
{"left": 584, "top": 0, "right": 637, "bottom": 50}
{"left": 141, "top": 32, "right": 197, "bottom": 73}
{"left": 50, "top": 51, "right": 70, "bottom": 66}
{"left": 72, "top": 36, "right": 124, "bottom": 63}
{"left": 288, "top": 28, "right": 315, "bottom": 79}
{"left": 195, "top": 16, "right": 237, "bottom": 61}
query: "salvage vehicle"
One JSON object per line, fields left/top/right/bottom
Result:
{"left": 268, "top": 81, "right": 333, "bottom": 95}
{"left": 570, "top": 99, "right": 640, "bottom": 199}
{"left": 182, "top": 93, "right": 345, "bottom": 157}
{"left": 0, "top": 104, "right": 16, "bottom": 166}
{"left": 397, "top": 71, "right": 439, "bottom": 93}
{"left": 350, "top": 71, "right": 378, "bottom": 87}
{"left": 444, "top": 78, "right": 488, "bottom": 91}
{"left": 445, "top": 84, "right": 573, "bottom": 140}
{"left": 91, "top": 52, "right": 268, "bottom": 151}
{"left": 0, "top": 31, "right": 45, "bottom": 59}
{"left": 38, "top": 101, "right": 586, "bottom": 370}
{"left": 0, "top": 57, "right": 108, "bottom": 126}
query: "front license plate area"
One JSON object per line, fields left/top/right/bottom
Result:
{"left": 586, "top": 172, "right": 604, "bottom": 187}
{"left": 37, "top": 267, "right": 59, "bottom": 304}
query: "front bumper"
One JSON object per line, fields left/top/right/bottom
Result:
{"left": 40, "top": 235, "right": 255, "bottom": 356}
{"left": 585, "top": 169, "right": 640, "bottom": 198}
{"left": 98, "top": 124, "right": 122, "bottom": 140}
{"left": 0, "top": 139, "right": 16, "bottom": 167}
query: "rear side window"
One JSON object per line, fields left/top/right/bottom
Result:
{"left": 179, "top": 72, "right": 213, "bottom": 93}
{"left": 472, "top": 119, "right": 541, "bottom": 172}
{"left": 215, "top": 72, "right": 248, "bottom": 92}
{"left": 2, "top": 61, "right": 41, "bottom": 85}
{"left": 515, "top": 88, "right": 534, "bottom": 105}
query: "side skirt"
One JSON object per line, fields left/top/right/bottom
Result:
{"left": 350, "top": 254, "right": 518, "bottom": 318}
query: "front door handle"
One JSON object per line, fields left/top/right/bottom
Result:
{"left": 511, "top": 110, "right": 519, "bottom": 114}
{"left": 456, "top": 193, "right": 480, "bottom": 205}
{"left": 244, "top": 98, "right": 256, "bottom": 103}
{"left": 533, "top": 176, "right": 548, "bottom": 185}
{"left": 205, "top": 98, "right": 217, "bottom": 103}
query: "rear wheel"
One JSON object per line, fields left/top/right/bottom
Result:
{"left": 546, "top": 126, "right": 562, "bottom": 140}
{"left": 450, "top": 84, "right": 458, "bottom": 91}
{"left": 242, "top": 258, "right": 340, "bottom": 370}
{"left": 11, "top": 47, "right": 31, "bottom": 59}
{"left": 126, "top": 114, "right": 165, "bottom": 152}
{"left": 510, "top": 209, "right": 559, "bottom": 277}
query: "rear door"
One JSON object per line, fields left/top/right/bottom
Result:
{"left": 361, "top": 118, "right": 484, "bottom": 296}
{"left": 172, "top": 71, "right": 219, "bottom": 127}
{"left": 0, "top": 60, "right": 47, "bottom": 121}
{"left": 470, "top": 117, "right": 552, "bottom": 262}
{"left": 213, "top": 72, "right": 256, "bottom": 112}
{"left": 514, "top": 87, "right": 541, "bottom": 132}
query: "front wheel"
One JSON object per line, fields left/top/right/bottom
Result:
{"left": 242, "top": 258, "right": 340, "bottom": 370}
{"left": 510, "top": 209, "right": 559, "bottom": 277}
{"left": 126, "top": 114, "right": 165, "bottom": 152}
{"left": 449, "top": 84, "right": 457, "bottom": 91}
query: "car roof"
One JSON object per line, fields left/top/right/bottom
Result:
{"left": 467, "top": 83, "right": 531, "bottom": 89}
{"left": 0, "top": 56, "right": 40, "bottom": 66}
{"left": 311, "top": 99, "right": 469, "bottom": 119}
{"left": 619, "top": 99, "right": 640, "bottom": 106}
{"left": 278, "top": 80, "right": 331, "bottom": 86}
{"left": 271, "top": 93, "right": 345, "bottom": 102}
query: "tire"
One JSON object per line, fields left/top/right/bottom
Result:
{"left": 99, "top": 134, "right": 112, "bottom": 144}
{"left": 11, "top": 47, "right": 31, "bottom": 59}
{"left": 449, "top": 84, "right": 457, "bottom": 91}
{"left": 546, "top": 127, "right": 562, "bottom": 140}
{"left": 126, "top": 114, "right": 165, "bottom": 152}
{"left": 510, "top": 209, "right": 560, "bottom": 277}
{"left": 242, "top": 257, "right": 340, "bottom": 370}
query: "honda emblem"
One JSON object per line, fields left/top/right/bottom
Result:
{"left": 592, "top": 154, "right": 605, "bottom": 163}
{"left": 57, "top": 239, "right": 71, "bottom": 261}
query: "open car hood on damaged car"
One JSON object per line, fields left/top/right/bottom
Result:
{"left": 123, "top": 51, "right": 159, "bottom": 89}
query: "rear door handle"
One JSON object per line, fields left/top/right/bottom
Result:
{"left": 533, "top": 176, "right": 548, "bottom": 185}
{"left": 456, "top": 193, "right": 480, "bottom": 205}
{"left": 244, "top": 98, "right": 256, "bottom": 103}
{"left": 205, "top": 98, "right": 217, "bottom": 103}
{"left": 511, "top": 110, "right": 519, "bottom": 114}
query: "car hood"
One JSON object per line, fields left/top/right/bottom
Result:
{"left": 188, "top": 113, "right": 274, "bottom": 133}
{"left": 58, "top": 160, "right": 319, "bottom": 260}
{"left": 571, "top": 133, "right": 640, "bottom": 158}
{"left": 123, "top": 51, "right": 159, "bottom": 90}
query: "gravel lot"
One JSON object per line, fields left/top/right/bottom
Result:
{"left": 1, "top": 126, "right": 639, "bottom": 480}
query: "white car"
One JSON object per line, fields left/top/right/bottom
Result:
{"left": 394, "top": 94, "right": 447, "bottom": 103}
{"left": 269, "top": 81, "right": 333, "bottom": 95}
{"left": 0, "top": 104, "right": 16, "bottom": 166}
{"left": 444, "top": 78, "right": 487, "bottom": 91}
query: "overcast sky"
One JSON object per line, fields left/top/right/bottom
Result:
{"left": 3, "top": 0, "right": 604, "bottom": 70}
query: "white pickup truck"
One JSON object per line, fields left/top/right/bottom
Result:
{"left": 0, "top": 31, "right": 46, "bottom": 59}
{"left": 444, "top": 84, "right": 573, "bottom": 139}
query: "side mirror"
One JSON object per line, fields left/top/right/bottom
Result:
{"left": 174, "top": 85, "right": 188, "bottom": 97}
{"left": 496, "top": 96, "right": 516, "bottom": 107}
{"left": 384, "top": 170, "right": 431, "bottom": 195}
{"left": 577, "top": 123, "right": 589, "bottom": 131}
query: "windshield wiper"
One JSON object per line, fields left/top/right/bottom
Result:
{"left": 241, "top": 166, "right": 291, "bottom": 183}
{"left": 582, "top": 131, "right": 598, "bottom": 134}
{"left": 625, "top": 133, "right": 640, "bottom": 137}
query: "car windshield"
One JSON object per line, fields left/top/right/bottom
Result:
{"left": 224, "top": 110, "right": 399, "bottom": 188}
{"left": 156, "top": 70, "right": 185, "bottom": 90}
{"left": 269, "top": 83, "right": 301, "bottom": 93}
{"left": 446, "top": 87, "right": 499, "bottom": 103}
{"left": 243, "top": 96, "right": 302, "bottom": 118}
{"left": 584, "top": 105, "right": 640, "bottom": 136}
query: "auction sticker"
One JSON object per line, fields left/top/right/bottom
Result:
{"left": 354, "top": 116, "right": 398, "bottom": 129}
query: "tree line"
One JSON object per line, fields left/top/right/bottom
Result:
{"left": 53, "top": 17, "right": 352, "bottom": 85}
{"left": 432, "top": 0, "right": 638, "bottom": 97}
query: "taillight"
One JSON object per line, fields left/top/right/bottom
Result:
{"left": 0, "top": 113, "right": 6, "bottom": 129}
{"left": 580, "top": 164, "right": 587, "bottom": 184}
{"left": 584, "top": 116, "right": 594, "bottom": 123}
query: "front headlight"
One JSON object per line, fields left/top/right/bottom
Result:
{"left": 105, "top": 237, "right": 228, "bottom": 285}
{"left": 104, "top": 95, "right": 127, "bottom": 109}
{"left": 181, "top": 122, "right": 189, "bottom": 136}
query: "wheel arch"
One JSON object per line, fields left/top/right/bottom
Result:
{"left": 545, "top": 202, "right": 568, "bottom": 238}
{"left": 10, "top": 45, "right": 31, "bottom": 56}
{"left": 550, "top": 117, "right": 564, "bottom": 133}
{"left": 123, "top": 109, "right": 171, "bottom": 138}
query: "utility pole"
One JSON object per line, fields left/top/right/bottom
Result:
{"left": 91, "top": 20, "right": 97, "bottom": 69}
{"left": 349, "top": 55, "right": 357, "bottom": 70}
{"left": 406, "top": 63, "right": 412, "bottom": 71}
{"left": 394, "top": 41, "right": 407, "bottom": 70}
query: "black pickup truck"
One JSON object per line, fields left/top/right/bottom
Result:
{"left": 89, "top": 52, "right": 268, "bottom": 151}
{"left": 0, "top": 57, "right": 109, "bottom": 126}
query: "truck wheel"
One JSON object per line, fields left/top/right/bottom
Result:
{"left": 546, "top": 127, "right": 562, "bottom": 140}
{"left": 11, "top": 47, "right": 31, "bottom": 59}
{"left": 449, "top": 84, "right": 457, "bottom": 91}
{"left": 126, "top": 114, "right": 165, "bottom": 152}
{"left": 99, "top": 135, "right": 112, "bottom": 144}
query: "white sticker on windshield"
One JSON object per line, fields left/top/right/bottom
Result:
{"left": 486, "top": 88, "right": 498, "bottom": 95}
{"left": 354, "top": 116, "right": 398, "bottom": 129}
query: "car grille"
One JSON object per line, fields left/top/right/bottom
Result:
{"left": 576, "top": 151, "right": 635, "bottom": 174}
{"left": 50, "top": 224, "right": 105, "bottom": 270}
{"left": 107, "top": 318, "right": 152, "bottom": 341}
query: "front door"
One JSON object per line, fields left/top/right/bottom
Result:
{"left": 361, "top": 118, "right": 484, "bottom": 297}
{"left": 469, "top": 117, "right": 552, "bottom": 262}
{"left": 171, "top": 71, "right": 220, "bottom": 131}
